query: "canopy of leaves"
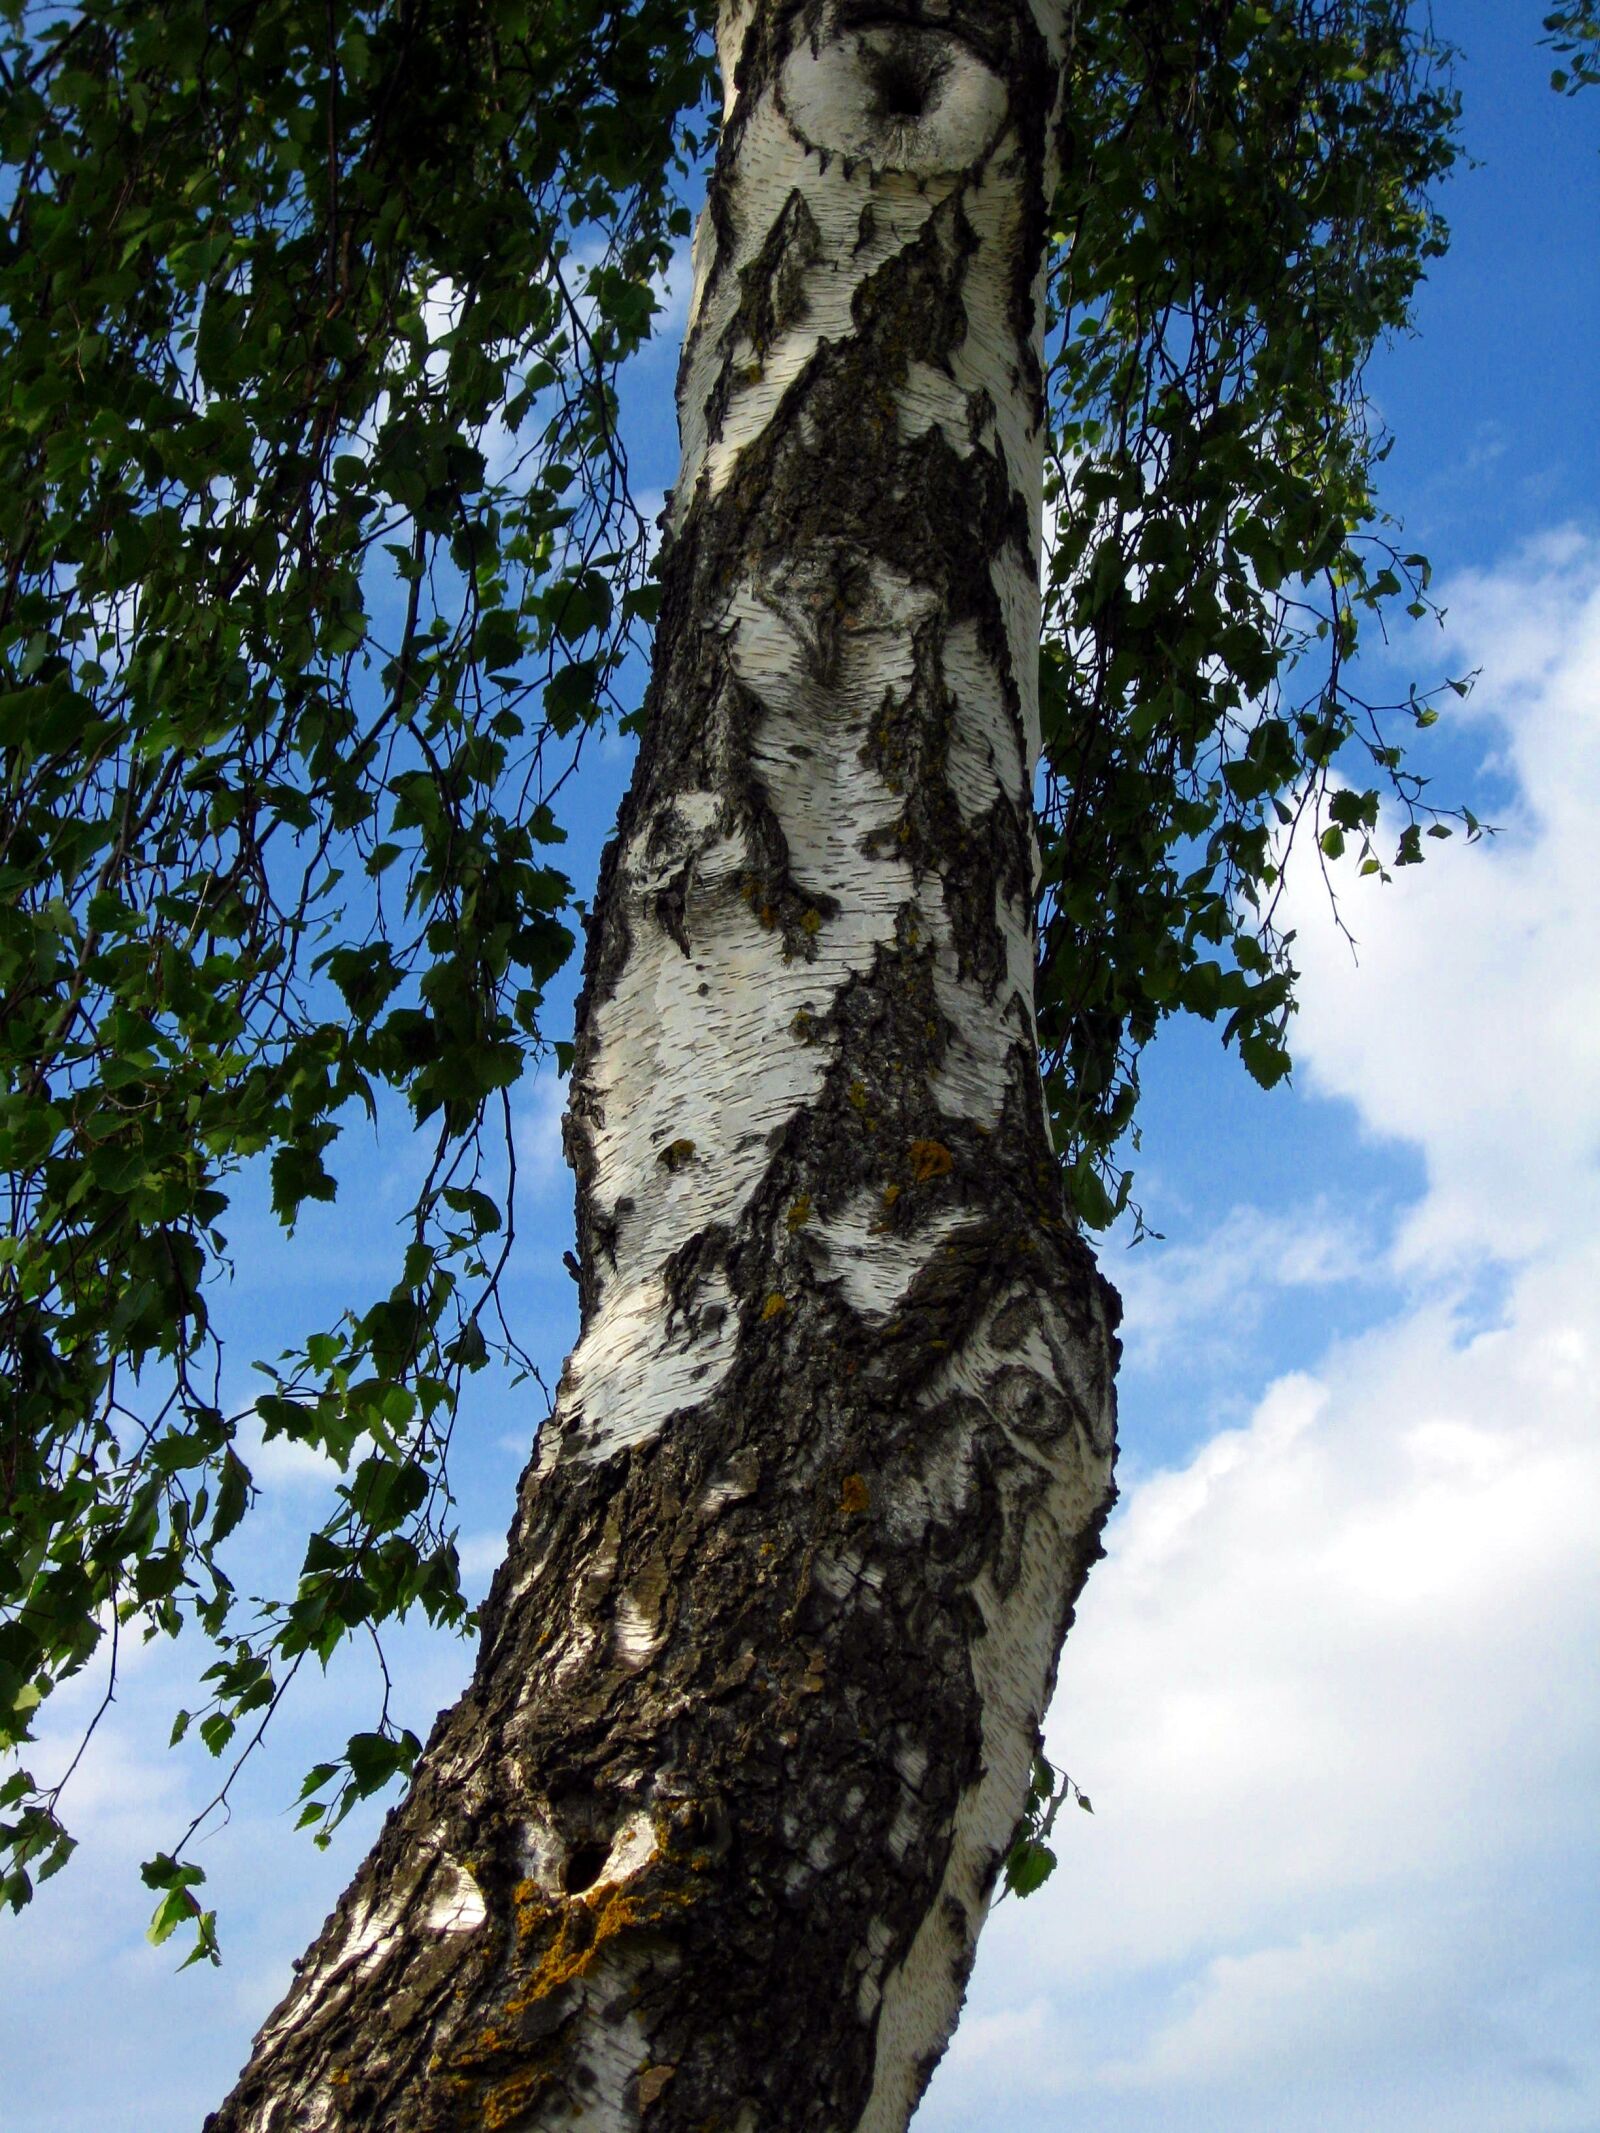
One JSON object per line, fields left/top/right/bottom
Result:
{"left": 1036, "top": 0, "right": 1468, "bottom": 1229}
{"left": 1543, "top": 1, "right": 1600, "bottom": 95}
{"left": 0, "top": 0, "right": 713, "bottom": 1930}
{"left": 1, "top": 0, "right": 1472, "bottom": 1952}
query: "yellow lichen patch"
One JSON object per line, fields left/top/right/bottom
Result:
{"left": 505, "top": 1878, "right": 699, "bottom": 2021}
{"left": 799, "top": 907, "right": 822, "bottom": 935}
{"left": 637, "top": 2063, "right": 677, "bottom": 2109}
{"left": 511, "top": 1879, "right": 556, "bottom": 1944}
{"left": 847, "top": 1080, "right": 869, "bottom": 1111}
{"left": 908, "top": 1138, "right": 954, "bottom": 1182}
{"left": 455, "top": 2027, "right": 509, "bottom": 2067}
{"left": 761, "top": 1292, "right": 788, "bottom": 1321}
{"left": 839, "top": 1473, "right": 870, "bottom": 1517}
{"left": 882, "top": 1181, "right": 901, "bottom": 1208}
{"left": 657, "top": 1137, "right": 696, "bottom": 1171}
{"left": 479, "top": 2054, "right": 560, "bottom": 2131}
{"left": 758, "top": 903, "right": 778, "bottom": 929}
{"left": 329, "top": 2068, "right": 352, "bottom": 2088}
{"left": 791, "top": 1006, "right": 814, "bottom": 1041}
{"left": 513, "top": 1898, "right": 624, "bottom": 2008}
{"left": 785, "top": 1194, "right": 812, "bottom": 1232}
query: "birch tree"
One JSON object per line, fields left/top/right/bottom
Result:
{"left": 2, "top": 0, "right": 1465, "bottom": 2124}
{"left": 209, "top": 6, "right": 1121, "bottom": 2125}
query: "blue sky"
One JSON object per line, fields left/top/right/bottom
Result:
{"left": 4, "top": 7, "right": 1598, "bottom": 2128}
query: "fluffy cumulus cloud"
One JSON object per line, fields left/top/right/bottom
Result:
{"left": 921, "top": 531, "right": 1600, "bottom": 2133}
{"left": 4, "top": 1620, "right": 478, "bottom": 2133}
{"left": 1111, "top": 1199, "right": 1379, "bottom": 1371}
{"left": 4, "top": 535, "right": 1593, "bottom": 2132}
{"left": 1291, "top": 525, "right": 1600, "bottom": 1272}
{"left": 514, "top": 1066, "right": 572, "bottom": 1194}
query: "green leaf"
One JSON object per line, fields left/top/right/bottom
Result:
{"left": 211, "top": 1449, "right": 252, "bottom": 1546}
{"left": 270, "top": 1144, "right": 339, "bottom": 1226}
{"left": 1004, "top": 1838, "right": 1058, "bottom": 1899}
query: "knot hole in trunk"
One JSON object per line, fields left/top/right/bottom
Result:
{"left": 781, "top": 24, "right": 1009, "bottom": 175}
{"left": 865, "top": 32, "right": 949, "bottom": 124}
{"left": 562, "top": 1840, "right": 612, "bottom": 1896}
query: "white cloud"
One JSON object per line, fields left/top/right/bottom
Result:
{"left": 454, "top": 1528, "right": 511, "bottom": 1583}
{"left": 1095, "top": 1923, "right": 1458, "bottom": 2091}
{"left": 648, "top": 238, "right": 695, "bottom": 343}
{"left": 514, "top": 1070, "right": 570, "bottom": 1195}
{"left": 8, "top": 497, "right": 1595, "bottom": 2132}
{"left": 923, "top": 1236, "right": 1600, "bottom": 2130}
{"left": 239, "top": 1398, "right": 345, "bottom": 1492}
{"left": 949, "top": 1995, "right": 1053, "bottom": 2062}
{"left": 1287, "top": 527, "right": 1600, "bottom": 1272}
{"left": 1069, "top": 1246, "right": 1595, "bottom": 1949}
{"left": 1, "top": 1621, "right": 472, "bottom": 2133}
{"left": 1114, "top": 1200, "right": 1378, "bottom": 1370}
{"left": 921, "top": 531, "right": 1600, "bottom": 2133}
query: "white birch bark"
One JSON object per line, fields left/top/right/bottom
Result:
{"left": 207, "top": 7, "right": 1118, "bottom": 2129}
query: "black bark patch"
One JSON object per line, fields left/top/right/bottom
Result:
{"left": 736, "top": 187, "right": 824, "bottom": 356}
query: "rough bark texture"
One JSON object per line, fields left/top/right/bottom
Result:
{"left": 207, "top": 4, "right": 1119, "bottom": 2128}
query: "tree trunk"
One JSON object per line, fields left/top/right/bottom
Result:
{"left": 207, "top": 4, "right": 1118, "bottom": 2128}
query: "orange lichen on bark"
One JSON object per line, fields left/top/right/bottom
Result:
{"left": 908, "top": 1138, "right": 954, "bottom": 1181}
{"left": 510, "top": 1879, "right": 556, "bottom": 1947}
{"left": 476, "top": 2047, "right": 563, "bottom": 2131}
{"left": 504, "top": 1876, "right": 697, "bottom": 2018}
{"left": 839, "top": 1473, "right": 870, "bottom": 1516}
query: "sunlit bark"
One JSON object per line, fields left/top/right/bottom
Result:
{"left": 207, "top": 6, "right": 1118, "bottom": 2127}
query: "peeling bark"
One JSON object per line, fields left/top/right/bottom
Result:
{"left": 206, "top": 5, "right": 1118, "bottom": 2129}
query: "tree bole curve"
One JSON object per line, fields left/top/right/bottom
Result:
{"left": 206, "top": 6, "right": 1118, "bottom": 2128}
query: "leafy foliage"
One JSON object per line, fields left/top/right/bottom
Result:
{"left": 0, "top": 0, "right": 713, "bottom": 1942}
{"left": 0, "top": 0, "right": 1486, "bottom": 1954}
{"left": 1036, "top": 0, "right": 1469, "bottom": 1228}
{"left": 1543, "top": 1, "right": 1600, "bottom": 94}
{"left": 1001, "top": 1749, "right": 1093, "bottom": 1901}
